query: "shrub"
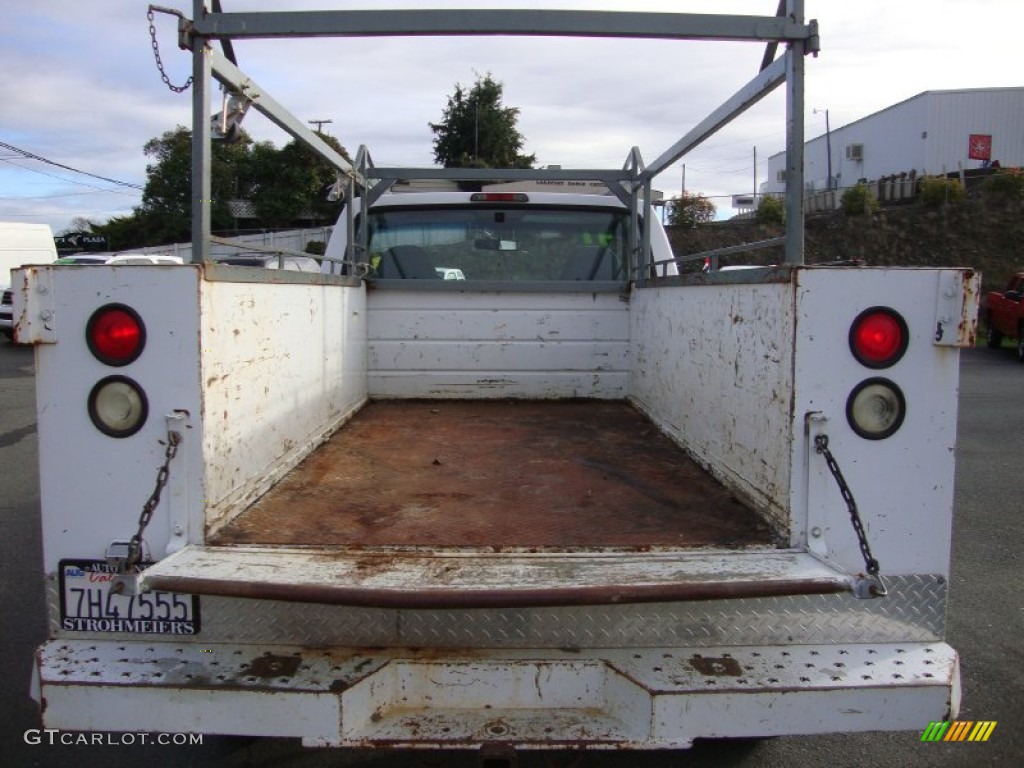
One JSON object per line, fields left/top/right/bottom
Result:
{"left": 755, "top": 195, "right": 785, "bottom": 224}
{"left": 840, "top": 182, "right": 879, "bottom": 215}
{"left": 919, "top": 176, "right": 966, "bottom": 207}
{"left": 982, "top": 168, "right": 1024, "bottom": 204}
{"left": 668, "top": 192, "right": 716, "bottom": 227}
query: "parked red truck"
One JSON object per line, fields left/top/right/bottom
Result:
{"left": 986, "top": 272, "right": 1024, "bottom": 361}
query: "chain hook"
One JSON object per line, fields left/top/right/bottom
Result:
{"left": 147, "top": 5, "right": 194, "bottom": 93}
{"left": 814, "top": 432, "right": 886, "bottom": 598}
{"left": 122, "top": 429, "right": 181, "bottom": 573}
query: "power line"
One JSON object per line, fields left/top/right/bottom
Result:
{"left": 0, "top": 209, "right": 133, "bottom": 219}
{"left": 0, "top": 158, "right": 139, "bottom": 196}
{"left": 0, "top": 141, "right": 143, "bottom": 190}
{"left": 0, "top": 188, "right": 134, "bottom": 201}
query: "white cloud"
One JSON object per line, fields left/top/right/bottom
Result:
{"left": 2, "top": 0, "right": 1023, "bottom": 233}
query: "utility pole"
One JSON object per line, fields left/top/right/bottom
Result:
{"left": 824, "top": 109, "right": 832, "bottom": 189}
{"left": 753, "top": 147, "right": 757, "bottom": 205}
{"left": 678, "top": 164, "right": 685, "bottom": 224}
{"left": 474, "top": 100, "right": 479, "bottom": 164}
{"left": 814, "top": 108, "right": 832, "bottom": 189}
{"left": 308, "top": 118, "right": 333, "bottom": 133}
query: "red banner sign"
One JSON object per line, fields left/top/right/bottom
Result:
{"left": 968, "top": 134, "right": 992, "bottom": 161}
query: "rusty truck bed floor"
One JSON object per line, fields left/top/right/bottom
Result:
{"left": 211, "top": 400, "right": 773, "bottom": 549}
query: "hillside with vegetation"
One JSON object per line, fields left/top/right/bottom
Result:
{"left": 668, "top": 196, "right": 1023, "bottom": 297}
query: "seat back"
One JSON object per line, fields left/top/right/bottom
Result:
{"left": 377, "top": 246, "right": 439, "bottom": 279}
{"left": 559, "top": 246, "right": 620, "bottom": 281}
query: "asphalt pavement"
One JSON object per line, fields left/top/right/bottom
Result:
{"left": 1, "top": 342, "right": 1020, "bottom": 768}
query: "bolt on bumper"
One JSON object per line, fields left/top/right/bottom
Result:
{"left": 34, "top": 640, "right": 959, "bottom": 748}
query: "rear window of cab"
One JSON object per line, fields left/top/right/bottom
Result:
{"left": 364, "top": 205, "right": 630, "bottom": 281}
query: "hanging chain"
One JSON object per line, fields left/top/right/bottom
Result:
{"left": 148, "top": 6, "right": 193, "bottom": 93}
{"left": 814, "top": 433, "right": 887, "bottom": 597}
{"left": 124, "top": 430, "right": 181, "bottom": 572}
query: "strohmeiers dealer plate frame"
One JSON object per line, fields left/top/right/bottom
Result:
{"left": 59, "top": 559, "right": 200, "bottom": 635}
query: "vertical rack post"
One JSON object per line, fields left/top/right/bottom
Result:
{"left": 191, "top": 0, "right": 212, "bottom": 264}
{"left": 642, "top": 178, "right": 653, "bottom": 279}
{"left": 784, "top": 0, "right": 806, "bottom": 265}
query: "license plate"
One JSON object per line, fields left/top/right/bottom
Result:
{"left": 59, "top": 559, "right": 200, "bottom": 635}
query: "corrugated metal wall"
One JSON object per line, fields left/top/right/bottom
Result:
{"left": 924, "top": 89, "right": 1024, "bottom": 174}
{"left": 764, "top": 88, "right": 1024, "bottom": 195}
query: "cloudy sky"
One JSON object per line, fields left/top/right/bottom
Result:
{"left": 2, "top": 0, "right": 1022, "bottom": 234}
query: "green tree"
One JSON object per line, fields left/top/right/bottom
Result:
{"left": 252, "top": 134, "right": 348, "bottom": 227}
{"left": 137, "top": 125, "right": 254, "bottom": 244}
{"left": 430, "top": 74, "right": 535, "bottom": 169}
{"left": 91, "top": 214, "right": 147, "bottom": 251}
{"left": 57, "top": 217, "right": 99, "bottom": 237}
{"left": 668, "top": 192, "right": 716, "bottom": 227}
{"left": 919, "top": 176, "right": 966, "bottom": 207}
{"left": 91, "top": 126, "right": 348, "bottom": 249}
{"left": 755, "top": 195, "right": 785, "bottom": 225}
{"left": 981, "top": 168, "right": 1024, "bottom": 204}
{"left": 840, "top": 182, "right": 879, "bottom": 216}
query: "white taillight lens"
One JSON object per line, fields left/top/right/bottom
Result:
{"left": 849, "top": 307, "right": 908, "bottom": 369}
{"left": 846, "top": 378, "right": 906, "bottom": 440}
{"left": 88, "top": 376, "right": 148, "bottom": 437}
{"left": 87, "top": 304, "right": 146, "bottom": 366}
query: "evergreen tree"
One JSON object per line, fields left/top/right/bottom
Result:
{"left": 430, "top": 74, "right": 535, "bottom": 169}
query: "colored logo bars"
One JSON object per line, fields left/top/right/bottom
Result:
{"left": 921, "top": 721, "right": 997, "bottom": 742}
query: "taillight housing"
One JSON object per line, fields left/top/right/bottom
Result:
{"left": 88, "top": 375, "right": 149, "bottom": 437}
{"left": 849, "top": 307, "right": 908, "bottom": 369}
{"left": 846, "top": 377, "right": 906, "bottom": 440}
{"left": 469, "top": 193, "right": 529, "bottom": 203}
{"left": 87, "top": 304, "right": 146, "bottom": 366}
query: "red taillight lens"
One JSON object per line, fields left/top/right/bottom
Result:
{"left": 87, "top": 304, "right": 145, "bottom": 366}
{"left": 849, "top": 307, "right": 908, "bottom": 369}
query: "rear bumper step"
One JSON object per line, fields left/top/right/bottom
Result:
{"left": 36, "top": 640, "right": 959, "bottom": 748}
{"left": 137, "top": 547, "right": 850, "bottom": 608}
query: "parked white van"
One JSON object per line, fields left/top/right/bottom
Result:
{"left": 54, "top": 252, "right": 184, "bottom": 266}
{"left": 1, "top": 223, "right": 58, "bottom": 341}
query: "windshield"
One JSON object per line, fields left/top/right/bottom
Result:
{"left": 54, "top": 257, "right": 104, "bottom": 265}
{"left": 365, "top": 205, "right": 630, "bottom": 281}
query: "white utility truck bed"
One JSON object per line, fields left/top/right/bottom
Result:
{"left": 16, "top": 2, "right": 979, "bottom": 753}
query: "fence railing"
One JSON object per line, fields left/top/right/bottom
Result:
{"left": 128, "top": 226, "right": 333, "bottom": 262}
{"left": 743, "top": 166, "right": 1010, "bottom": 218}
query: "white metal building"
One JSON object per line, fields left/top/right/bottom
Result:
{"left": 763, "top": 87, "right": 1024, "bottom": 195}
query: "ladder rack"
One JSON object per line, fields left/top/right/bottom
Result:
{"left": 175, "top": 1, "right": 818, "bottom": 275}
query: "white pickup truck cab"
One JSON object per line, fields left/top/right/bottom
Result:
{"left": 322, "top": 191, "right": 656, "bottom": 284}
